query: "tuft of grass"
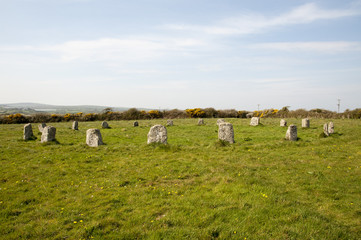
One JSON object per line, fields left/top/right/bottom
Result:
{"left": 0, "top": 118, "right": 360, "bottom": 239}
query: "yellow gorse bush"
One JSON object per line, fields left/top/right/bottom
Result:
{"left": 185, "top": 108, "right": 206, "bottom": 118}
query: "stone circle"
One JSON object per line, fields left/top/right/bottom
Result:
{"left": 166, "top": 120, "right": 173, "bottom": 126}
{"left": 101, "top": 121, "right": 110, "bottom": 129}
{"left": 86, "top": 129, "right": 103, "bottom": 147}
{"left": 323, "top": 123, "right": 329, "bottom": 136}
{"left": 217, "top": 119, "right": 225, "bottom": 126}
{"left": 147, "top": 125, "right": 167, "bottom": 144}
{"left": 198, "top": 119, "right": 204, "bottom": 125}
{"left": 285, "top": 124, "right": 297, "bottom": 141}
{"left": 72, "top": 121, "right": 78, "bottom": 130}
{"left": 38, "top": 123, "right": 46, "bottom": 132}
{"left": 23, "top": 123, "right": 34, "bottom": 140}
{"left": 218, "top": 122, "right": 234, "bottom": 143}
{"left": 328, "top": 122, "right": 334, "bottom": 134}
{"left": 302, "top": 118, "right": 310, "bottom": 128}
{"left": 41, "top": 126, "right": 56, "bottom": 143}
{"left": 280, "top": 119, "right": 287, "bottom": 127}
{"left": 250, "top": 117, "right": 260, "bottom": 126}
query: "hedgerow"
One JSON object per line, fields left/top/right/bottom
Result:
{"left": 0, "top": 107, "right": 359, "bottom": 124}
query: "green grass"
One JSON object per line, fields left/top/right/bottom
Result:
{"left": 0, "top": 118, "right": 360, "bottom": 239}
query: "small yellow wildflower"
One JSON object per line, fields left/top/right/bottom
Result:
{"left": 80, "top": 220, "right": 83, "bottom": 223}
{"left": 74, "top": 221, "right": 77, "bottom": 224}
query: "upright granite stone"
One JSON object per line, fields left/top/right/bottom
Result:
{"left": 23, "top": 123, "right": 34, "bottom": 140}
{"left": 101, "top": 121, "right": 110, "bottom": 129}
{"left": 38, "top": 123, "right": 46, "bottom": 132}
{"left": 166, "top": 120, "right": 173, "bottom": 126}
{"left": 285, "top": 124, "right": 297, "bottom": 141}
{"left": 217, "top": 119, "right": 225, "bottom": 126}
{"left": 218, "top": 122, "right": 235, "bottom": 143}
{"left": 246, "top": 113, "right": 253, "bottom": 118}
{"left": 250, "top": 117, "right": 260, "bottom": 126}
{"left": 302, "top": 118, "right": 310, "bottom": 128}
{"left": 198, "top": 119, "right": 204, "bottom": 125}
{"left": 72, "top": 121, "right": 78, "bottom": 130}
{"left": 86, "top": 129, "right": 103, "bottom": 147}
{"left": 323, "top": 123, "right": 329, "bottom": 137}
{"left": 41, "top": 126, "right": 56, "bottom": 143}
{"left": 328, "top": 122, "right": 334, "bottom": 134}
{"left": 133, "top": 121, "right": 139, "bottom": 127}
{"left": 280, "top": 119, "right": 287, "bottom": 127}
{"left": 147, "top": 125, "right": 167, "bottom": 144}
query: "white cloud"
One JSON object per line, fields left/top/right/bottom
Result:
{"left": 164, "top": 3, "right": 360, "bottom": 35}
{"left": 0, "top": 37, "right": 209, "bottom": 65}
{"left": 251, "top": 41, "right": 361, "bottom": 53}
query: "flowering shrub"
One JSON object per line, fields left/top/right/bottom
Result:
{"left": 185, "top": 108, "right": 206, "bottom": 118}
{"left": 148, "top": 110, "right": 162, "bottom": 119}
{"left": 4, "top": 113, "right": 28, "bottom": 124}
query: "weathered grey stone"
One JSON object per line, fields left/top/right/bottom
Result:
{"left": 101, "top": 121, "right": 110, "bottom": 129}
{"left": 147, "top": 125, "right": 167, "bottom": 144}
{"left": 285, "top": 124, "right": 297, "bottom": 141}
{"left": 323, "top": 123, "right": 329, "bottom": 137}
{"left": 198, "top": 119, "right": 204, "bottom": 125}
{"left": 302, "top": 118, "right": 310, "bottom": 128}
{"left": 166, "top": 120, "right": 173, "bottom": 126}
{"left": 38, "top": 123, "right": 46, "bottom": 132}
{"left": 250, "top": 117, "right": 260, "bottom": 126}
{"left": 218, "top": 122, "right": 234, "bottom": 143}
{"left": 72, "top": 121, "right": 78, "bottom": 130}
{"left": 328, "top": 122, "right": 334, "bottom": 134}
{"left": 217, "top": 119, "right": 225, "bottom": 126}
{"left": 23, "top": 123, "right": 34, "bottom": 140}
{"left": 280, "top": 119, "right": 287, "bottom": 127}
{"left": 246, "top": 113, "right": 253, "bottom": 118}
{"left": 133, "top": 121, "right": 139, "bottom": 127}
{"left": 86, "top": 129, "right": 103, "bottom": 147}
{"left": 41, "top": 126, "right": 56, "bottom": 143}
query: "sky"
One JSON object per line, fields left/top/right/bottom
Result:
{"left": 0, "top": 0, "right": 360, "bottom": 111}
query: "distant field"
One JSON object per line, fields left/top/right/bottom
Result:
{"left": 0, "top": 118, "right": 360, "bottom": 239}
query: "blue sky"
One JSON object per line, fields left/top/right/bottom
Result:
{"left": 1, "top": 0, "right": 360, "bottom": 111}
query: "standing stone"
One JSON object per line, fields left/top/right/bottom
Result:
{"left": 218, "top": 122, "right": 235, "bottom": 143}
{"left": 72, "top": 121, "right": 78, "bottom": 130}
{"left": 323, "top": 123, "right": 329, "bottom": 137}
{"left": 23, "top": 123, "right": 34, "bottom": 140}
{"left": 38, "top": 123, "right": 46, "bottom": 132}
{"left": 86, "top": 129, "right": 103, "bottom": 147}
{"left": 133, "top": 121, "right": 139, "bottom": 127}
{"left": 280, "top": 119, "right": 287, "bottom": 127}
{"left": 250, "top": 117, "right": 260, "bottom": 126}
{"left": 246, "top": 113, "right": 253, "bottom": 118}
{"left": 166, "top": 120, "right": 173, "bottom": 126}
{"left": 217, "top": 119, "right": 225, "bottom": 126}
{"left": 198, "top": 119, "right": 204, "bottom": 125}
{"left": 285, "top": 125, "right": 297, "bottom": 141}
{"left": 328, "top": 122, "right": 334, "bottom": 134}
{"left": 147, "top": 125, "right": 167, "bottom": 144}
{"left": 101, "top": 121, "right": 110, "bottom": 129}
{"left": 302, "top": 118, "right": 310, "bottom": 128}
{"left": 41, "top": 126, "right": 56, "bottom": 143}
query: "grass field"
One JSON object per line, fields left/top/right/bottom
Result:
{"left": 0, "top": 118, "right": 360, "bottom": 239}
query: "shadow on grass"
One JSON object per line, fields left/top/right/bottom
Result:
{"left": 20, "top": 136, "right": 38, "bottom": 141}
{"left": 41, "top": 139, "right": 61, "bottom": 145}
{"left": 214, "top": 140, "right": 235, "bottom": 147}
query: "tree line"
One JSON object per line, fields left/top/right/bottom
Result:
{"left": 1, "top": 107, "right": 360, "bottom": 124}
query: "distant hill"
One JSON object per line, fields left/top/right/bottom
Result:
{"left": 0, "top": 103, "right": 142, "bottom": 114}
